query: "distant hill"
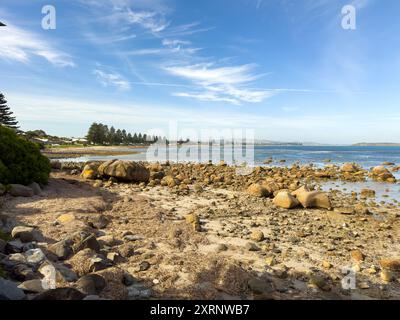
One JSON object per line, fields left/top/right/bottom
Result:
{"left": 353, "top": 143, "right": 400, "bottom": 146}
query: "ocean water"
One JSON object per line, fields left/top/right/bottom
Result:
{"left": 62, "top": 145, "right": 400, "bottom": 170}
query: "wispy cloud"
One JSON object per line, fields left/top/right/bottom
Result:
{"left": 0, "top": 23, "right": 74, "bottom": 67}
{"left": 93, "top": 69, "right": 131, "bottom": 90}
{"left": 164, "top": 63, "right": 272, "bottom": 105}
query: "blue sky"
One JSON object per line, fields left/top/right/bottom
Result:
{"left": 0, "top": 0, "right": 399, "bottom": 143}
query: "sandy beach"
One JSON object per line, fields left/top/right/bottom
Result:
{"left": 1, "top": 160, "right": 399, "bottom": 300}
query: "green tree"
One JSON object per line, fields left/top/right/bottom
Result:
{"left": 0, "top": 93, "right": 19, "bottom": 130}
{"left": 0, "top": 126, "right": 51, "bottom": 185}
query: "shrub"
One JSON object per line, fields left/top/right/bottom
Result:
{"left": 0, "top": 125, "right": 51, "bottom": 185}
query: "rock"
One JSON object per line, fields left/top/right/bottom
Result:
{"left": 97, "top": 160, "right": 150, "bottom": 182}
{"left": 33, "top": 288, "right": 86, "bottom": 300}
{"left": 48, "top": 240, "right": 73, "bottom": 260}
{"left": 39, "top": 262, "right": 78, "bottom": 284}
{"left": 295, "top": 191, "right": 331, "bottom": 209}
{"left": 56, "top": 213, "right": 76, "bottom": 224}
{"left": 11, "top": 226, "right": 42, "bottom": 243}
{"left": 341, "top": 163, "right": 359, "bottom": 173}
{"left": 245, "top": 242, "right": 260, "bottom": 252}
{"left": 250, "top": 230, "right": 264, "bottom": 242}
{"left": 68, "top": 232, "right": 101, "bottom": 253}
{"left": 379, "top": 258, "right": 400, "bottom": 271}
{"left": 97, "top": 235, "right": 120, "bottom": 247}
{"left": 139, "top": 261, "right": 151, "bottom": 272}
{"left": 75, "top": 274, "right": 106, "bottom": 295}
{"left": 265, "top": 256, "right": 276, "bottom": 267}
{"left": 322, "top": 261, "right": 332, "bottom": 269}
{"left": 9, "top": 184, "right": 34, "bottom": 197}
{"left": 81, "top": 164, "right": 99, "bottom": 180}
{"left": 273, "top": 191, "right": 300, "bottom": 209}
{"left": 0, "top": 278, "right": 26, "bottom": 300}
{"left": 185, "top": 214, "right": 201, "bottom": 232}
{"left": 247, "top": 184, "right": 270, "bottom": 198}
{"left": 161, "top": 175, "right": 178, "bottom": 187}
{"left": 86, "top": 214, "right": 110, "bottom": 229}
{"left": 69, "top": 249, "right": 112, "bottom": 276}
{"left": 18, "top": 279, "right": 46, "bottom": 293}
{"left": 371, "top": 166, "right": 396, "bottom": 182}
{"left": 5, "top": 239, "right": 24, "bottom": 253}
{"left": 24, "top": 248, "right": 46, "bottom": 265}
{"left": 380, "top": 270, "right": 394, "bottom": 282}
{"left": 28, "top": 182, "right": 42, "bottom": 195}
{"left": 360, "top": 189, "right": 376, "bottom": 198}
{"left": 350, "top": 250, "right": 364, "bottom": 262}
{"left": 247, "top": 278, "right": 274, "bottom": 295}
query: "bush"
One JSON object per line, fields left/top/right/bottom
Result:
{"left": 0, "top": 125, "right": 51, "bottom": 185}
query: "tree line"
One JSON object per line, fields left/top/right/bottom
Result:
{"left": 86, "top": 122, "right": 166, "bottom": 145}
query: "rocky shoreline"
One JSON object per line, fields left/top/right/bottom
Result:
{"left": 1, "top": 160, "right": 399, "bottom": 300}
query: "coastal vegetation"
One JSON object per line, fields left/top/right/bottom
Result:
{"left": 0, "top": 92, "right": 19, "bottom": 130}
{"left": 0, "top": 125, "right": 51, "bottom": 185}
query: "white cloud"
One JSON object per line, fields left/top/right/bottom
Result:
{"left": 0, "top": 23, "right": 75, "bottom": 67}
{"left": 93, "top": 69, "right": 131, "bottom": 90}
{"left": 164, "top": 63, "right": 272, "bottom": 104}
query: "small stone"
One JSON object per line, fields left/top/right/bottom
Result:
{"left": 24, "top": 248, "right": 46, "bottom": 265}
{"left": 322, "top": 261, "right": 332, "bottom": 269}
{"left": 380, "top": 270, "right": 393, "bottom": 282}
{"left": 350, "top": 250, "right": 364, "bottom": 262}
{"left": 246, "top": 242, "right": 261, "bottom": 252}
{"left": 75, "top": 274, "right": 106, "bottom": 295}
{"left": 273, "top": 191, "right": 300, "bottom": 209}
{"left": 48, "top": 240, "right": 73, "bottom": 260}
{"left": 139, "top": 261, "right": 151, "bottom": 271}
{"left": 56, "top": 213, "right": 76, "bottom": 224}
{"left": 358, "top": 282, "right": 370, "bottom": 289}
{"left": 250, "top": 230, "right": 264, "bottom": 242}
{"left": 265, "top": 256, "right": 276, "bottom": 266}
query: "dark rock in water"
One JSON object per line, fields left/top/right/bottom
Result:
{"left": 9, "top": 184, "right": 34, "bottom": 197}
{"left": 0, "top": 278, "right": 26, "bottom": 300}
{"left": 75, "top": 274, "right": 106, "bottom": 295}
{"left": 33, "top": 288, "right": 86, "bottom": 300}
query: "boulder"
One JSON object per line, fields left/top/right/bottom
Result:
{"left": 48, "top": 239, "right": 73, "bottom": 260}
{"left": 273, "top": 191, "right": 300, "bottom": 209}
{"left": 370, "top": 166, "right": 396, "bottom": 182}
{"left": 247, "top": 184, "right": 270, "bottom": 198}
{"left": 341, "top": 163, "right": 359, "bottom": 173}
{"left": 296, "top": 191, "right": 331, "bottom": 209}
{"left": 0, "top": 278, "right": 26, "bottom": 300}
{"left": 81, "top": 163, "right": 99, "bottom": 180}
{"left": 9, "top": 184, "right": 34, "bottom": 197}
{"left": 360, "top": 189, "right": 376, "bottom": 198}
{"left": 97, "top": 160, "right": 150, "bottom": 182}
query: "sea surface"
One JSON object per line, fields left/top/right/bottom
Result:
{"left": 59, "top": 145, "right": 400, "bottom": 203}
{"left": 61, "top": 145, "right": 400, "bottom": 170}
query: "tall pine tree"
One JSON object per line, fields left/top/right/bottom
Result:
{"left": 0, "top": 93, "right": 19, "bottom": 130}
